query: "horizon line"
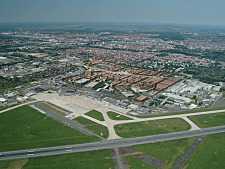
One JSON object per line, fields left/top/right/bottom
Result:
{"left": 0, "top": 21, "right": 225, "bottom": 28}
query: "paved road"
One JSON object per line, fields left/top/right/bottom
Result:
{"left": 172, "top": 135, "right": 206, "bottom": 169}
{"left": 113, "top": 109, "right": 225, "bottom": 126}
{"left": 181, "top": 116, "right": 200, "bottom": 130}
{"left": 33, "top": 103, "right": 104, "bottom": 139}
{"left": 1, "top": 125, "right": 225, "bottom": 161}
{"left": 114, "top": 147, "right": 126, "bottom": 169}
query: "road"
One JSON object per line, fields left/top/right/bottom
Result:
{"left": 1, "top": 125, "right": 225, "bottom": 161}
{"left": 112, "top": 109, "right": 225, "bottom": 127}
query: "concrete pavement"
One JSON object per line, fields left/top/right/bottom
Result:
{"left": 99, "top": 108, "right": 122, "bottom": 140}
{"left": 112, "top": 109, "right": 225, "bottom": 126}
{"left": 1, "top": 125, "right": 225, "bottom": 161}
{"left": 181, "top": 116, "right": 200, "bottom": 130}
{"left": 81, "top": 114, "right": 107, "bottom": 126}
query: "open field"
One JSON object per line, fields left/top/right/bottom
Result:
{"left": 114, "top": 118, "right": 191, "bottom": 138}
{"left": 0, "top": 150, "right": 114, "bottom": 169}
{"left": 131, "top": 137, "right": 197, "bottom": 169}
{"left": 188, "top": 112, "right": 225, "bottom": 128}
{"left": 85, "top": 110, "right": 105, "bottom": 121}
{"left": 19, "top": 52, "right": 48, "bottom": 58}
{"left": 74, "top": 116, "right": 109, "bottom": 139}
{"left": 73, "top": 116, "right": 96, "bottom": 125}
{"left": 125, "top": 156, "right": 156, "bottom": 169}
{"left": 0, "top": 106, "right": 99, "bottom": 152}
{"left": 182, "top": 133, "right": 225, "bottom": 169}
{"left": 107, "top": 111, "right": 132, "bottom": 120}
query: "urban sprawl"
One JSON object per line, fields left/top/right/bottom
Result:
{"left": 0, "top": 28, "right": 224, "bottom": 116}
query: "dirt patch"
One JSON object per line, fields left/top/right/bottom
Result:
{"left": 7, "top": 159, "right": 28, "bottom": 169}
{"left": 120, "top": 147, "right": 166, "bottom": 169}
{"left": 20, "top": 52, "right": 48, "bottom": 58}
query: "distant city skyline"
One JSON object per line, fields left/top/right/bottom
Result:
{"left": 0, "top": 0, "right": 225, "bottom": 26}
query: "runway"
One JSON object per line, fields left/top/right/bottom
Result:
{"left": 1, "top": 125, "right": 225, "bottom": 161}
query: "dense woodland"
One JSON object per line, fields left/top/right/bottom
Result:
{"left": 184, "top": 66, "right": 225, "bottom": 84}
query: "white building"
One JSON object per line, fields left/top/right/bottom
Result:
{"left": 0, "top": 98, "right": 7, "bottom": 103}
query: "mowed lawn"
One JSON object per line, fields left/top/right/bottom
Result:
{"left": 114, "top": 118, "right": 191, "bottom": 138}
{"left": 132, "top": 137, "right": 197, "bottom": 169}
{"left": 182, "top": 133, "right": 225, "bottom": 169}
{"left": 0, "top": 106, "right": 100, "bottom": 152}
{"left": 107, "top": 111, "right": 132, "bottom": 120}
{"left": 0, "top": 150, "right": 114, "bottom": 169}
{"left": 74, "top": 116, "right": 109, "bottom": 139}
{"left": 125, "top": 156, "right": 156, "bottom": 169}
{"left": 85, "top": 110, "right": 105, "bottom": 121}
{"left": 188, "top": 112, "right": 225, "bottom": 128}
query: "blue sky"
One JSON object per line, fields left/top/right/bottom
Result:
{"left": 0, "top": 0, "right": 225, "bottom": 25}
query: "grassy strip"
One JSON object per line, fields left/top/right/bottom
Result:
{"left": 0, "top": 150, "right": 114, "bottom": 169}
{"left": 38, "top": 102, "right": 67, "bottom": 116}
{"left": 133, "top": 137, "right": 197, "bottom": 169}
{"left": 134, "top": 106, "right": 225, "bottom": 118}
{"left": 107, "top": 111, "right": 132, "bottom": 120}
{"left": 74, "top": 116, "right": 109, "bottom": 139}
{"left": 188, "top": 112, "right": 225, "bottom": 128}
{"left": 126, "top": 156, "right": 156, "bottom": 169}
{"left": 85, "top": 110, "right": 105, "bottom": 121}
{"left": 74, "top": 116, "right": 96, "bottom": 125}
{"left": 0, "top": 106, "right": 100, "bottom": 152}
{"left": 182, "top": 133, "right": 225, "bottom": 169}
{"left": 87, "top": 125, "right": 109, "bottom": 139}
{"left": 114, "top": 118, "right": 191, "bottom": 138}
{"left": 46, "top": 102, "right": 70, "bottom": 113}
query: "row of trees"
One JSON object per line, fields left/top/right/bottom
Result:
{"left": 184, "top": 66, "right": 225, "bottom": 84}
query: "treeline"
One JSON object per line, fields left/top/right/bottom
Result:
{"left": 201, "top": 50, "right": 225, "bottom": 62}
{"left": 184, "top": 66, "right": 225, "bottom": 84}
{"left": 0, "top": 76, "right": 25, "bottom": 92}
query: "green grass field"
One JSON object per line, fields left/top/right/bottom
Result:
{"left": 0, "top": 150, "right": 114, "bottom": 169}
{"left": 38, "top": 102, "right": 67, "bottom": 116}
{"left": 0, "top": 106, "right": 100, "bottom": 152}
{"left": 182, "top": 133, "right": 225, "bottom": 169}
{"left": 188, "top": 112, "right": 225, "bottom": 128}
{"left": 107, "top": 111, "right": 132, "bottom": 120}
{"left": 132, "top": 137, "right": 197, "bottom": 169}
{"left": 114, "top": 118, "right": 191, "bottom": 138}
{"left": 74, "top": 116, "right": 109, "bottom": 139}
{"left": 85, "top": 110, "right": 105, "bottom": 121}
{"left": 125, "top": 156, "right": 156, "bottom": 169}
